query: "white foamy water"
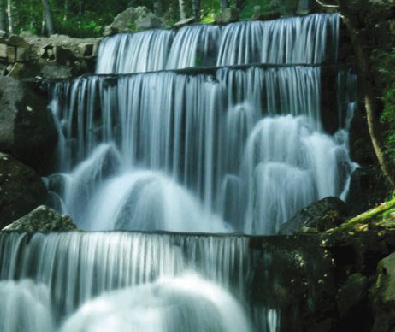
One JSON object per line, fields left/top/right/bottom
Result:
{"left": 60, "top": 274, "right": 251, "bottom": 332}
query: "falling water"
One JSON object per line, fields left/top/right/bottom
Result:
{"left": 49, "top": 64, "right": 353, "bottom": 234}
{"left": 97, "top": 14, "right": 339, "bottom": 74}
{"left": 1, "top": 12, "right": 356, "bottom": 332}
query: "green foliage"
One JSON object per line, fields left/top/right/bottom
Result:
{"left": 239, "top": 0, "right": 271, "bottom": 20}
{"left": 3, "top": 0, "right": 303, "bottom": 37}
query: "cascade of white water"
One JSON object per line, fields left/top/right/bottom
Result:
{"left": 0, "top": 280, "right": 54, "bottom": 332}
{"left": 60, "top": 274, "right": 251, "bottom": 332}
{"left": 97, "top": 14, "right": 339, "bottom": 74}
{"left": 49, "top": 65, "right": 352, "bottom": 234}
{"left": 0, "top": 233, "right": 250, "bottom": 325}
{"left": 0, "top": 12, "right": 357, "bottom": 332}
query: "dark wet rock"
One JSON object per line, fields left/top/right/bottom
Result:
{"left": 0, "top": 76, "right": 57, "bottom": 171}
{"left": 279, "top": 197, "right": 349, "bottom": 235}
{"left": 337, "top": 273, "right": 368, "bottom": 317}
{"left": 251, "top": 234, "right": 336, "bottom": 332}
{"left": 2, "top": 205, "right": 77, "bottom": 232}
{"left": 0, "top": 152, "right": 47, "bottom": 229}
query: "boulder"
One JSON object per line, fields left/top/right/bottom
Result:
{"left": 337, "top": 273, "right": 368, "bottom": 318}
{"left": 0, "top": 152, "right": 47, "bottom": 229}
{"left": 2, "top": 205, "right": 77, "bottom": 232}
{"left": 279, "top": 197, "right": 349, "bottom": 234}
{"left": 215, "top": 8, "right": 240, "bottom": 24}
{"left": 135, "top": 13, "right": 165, "bottom": 31}
{"left": 0, "top": 76, "right": 57, "bottom": 171}
{"left": 371, "top": 252, "right": 395, "bottom": 332}
{"left": 104, "top": 7, "right": 151, "bottom": 36}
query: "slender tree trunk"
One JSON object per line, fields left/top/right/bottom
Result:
{"left": 179, "top": 0, "right": 187, "bottom": 20}
{"left": 221, "top": 0, "right": 229, "bottom": 10}
{"left": 63, "top": 0, "right": 69, "bottom": 21}
{"left": 192, "top": 0, "right": 200, "bottom": 21}
{"left": 42, "top": 0, "right": 54, "bottom": 35}
{"left": 7, "top": 0, "right": 15, "bottom": 34}
{"left": 30, "top": 0, "right": 34, "bottom": 31}
{"left": 0, "top": 0, "right": 5, "bottom": 32}
{"left": 154, "top": 0, "right": 163, "bottom": 17}
{"left": 340, "top": 12, "right": 395, "bottom": 187}
{"left": 234, "top": 0, "right": 242, "bottom": 10}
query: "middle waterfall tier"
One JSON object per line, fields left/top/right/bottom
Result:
{"left": 49, "top": 66, "right": 355, "bottom": 235}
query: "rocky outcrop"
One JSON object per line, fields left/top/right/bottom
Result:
{"left": 0, "top": 152, "right": 47, "bottom": 229}
{"left": 0, "top": 34, "right": 100, "bottom": 79}
{"left": 279, "top": 197, "right": 349, "bottom": 234}
{"left": 2, "top": 205, "right": 77, "bottom": 232}
{"left": 103, "top": 7, "right": 165, "bottom": 36}
{"left": 0, "top": 76, "right": 57, "bottom": 171}
{"left": 371, "top": 252, "right": 395, "bottom": 332}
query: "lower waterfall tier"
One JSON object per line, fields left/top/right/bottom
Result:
{"left": 0, "top": 232, "right": 284, "bottom": 332}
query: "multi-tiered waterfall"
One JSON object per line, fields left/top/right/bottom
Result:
{"left": 0, "top": 13, "right": 356, "bottom": 332}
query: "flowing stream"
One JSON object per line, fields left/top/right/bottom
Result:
{"left": 0, "top": 13, "right": 357, "bottom": 332}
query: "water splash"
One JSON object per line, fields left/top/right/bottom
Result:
{"left": 0, "top": 280, "right": 54, "bottom": 332}
{"left": 60, "top": 274, "right": 251, "bottom": 332}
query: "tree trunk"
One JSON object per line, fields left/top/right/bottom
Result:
{"left": 63, "top": 0, "right": 69, "bottom": 21}
{"left": 179, "top": 0, "right": 187, "bottom": 20}
{"left": 234, "top": 0, "right": 242, "bottom": 10}
{"left": 0, "top": 0, "right": 5, "bottom": 32}
{"left": 7, "top": 0, "right": 15, "bottom": 34}
{"left": 192, "top": 0, "right": 200, "bottom": 21}
{"left": 337, "top": 2, "right": 395, "bottom": 187}
{"left": 221, "top": 0, "right": 229, "bottom": 10}
{"left": 154, "top": 0, "right": 163, "bottom": 17}
{"left": 42, "top": 0, "right": 54, "bottom": 36}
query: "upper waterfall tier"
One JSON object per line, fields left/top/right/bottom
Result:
{"left": 97, "top": 13, "right": 339, "bottom": 74}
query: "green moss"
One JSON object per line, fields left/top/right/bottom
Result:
{"left": 330, "top": 197, "right": 395, "bottom": 233}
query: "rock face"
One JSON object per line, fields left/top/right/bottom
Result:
{"left": 104, "top": 7, "right": 164, "bottom": 36}
{"left": 2, "top": 205, "right": 77, "bottom": 232}
{"left": 0, "top": 76, "right": 57, "bottom": 171}
{"left": 371, "top": 252, "right": 395, "bottom": 332}
{"left": 251, "top": 234, "right": 336, "bottom": 332}
{"left": 336, "top": 273, "right": 369, "bottom": 320}
{"left": 0, "top": 34, "right": 99, "bottom": 79}
{"left": 279, "top": 197, "right": 349, "bottom": 234}
{"left": 0, "top": 152, "right": 47, "bottom": 229}
{"left": 136, "top": 13, "right": 165, "bottom": 30}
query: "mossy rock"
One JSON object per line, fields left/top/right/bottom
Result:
{"left": 3, "top": 205, "right": 78, "bottom": 232}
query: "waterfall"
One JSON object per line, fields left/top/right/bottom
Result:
{"left": 1, "top": 12, "right": 357, "bottom": 332}
{"left": 49, "top": 64, "right": 353, "bottom": 234}
{"left": 97, "top": 14, "right": 339, "bottom": 74}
